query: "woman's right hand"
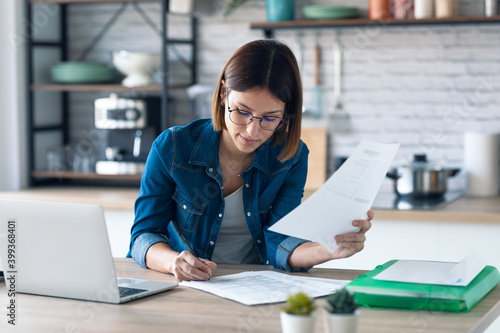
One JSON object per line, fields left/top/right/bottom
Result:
{"left": 145, "top": 242, "right": 217, "bottom": 281}
{"left": 170, "top": 251, "right": 217, "bottom": 281}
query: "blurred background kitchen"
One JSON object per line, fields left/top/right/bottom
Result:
{"left": 1, "top": 0, "right": 500, "bottom": 278}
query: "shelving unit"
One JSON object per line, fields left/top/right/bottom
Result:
{"left": 31, "top": 83, "right": 190, "bottom": 92}
{"left": 250, "top": 15, "right": 500, "bottom": 38}
{"left": 27, "top": 0, "right": 197, "bottom": 186}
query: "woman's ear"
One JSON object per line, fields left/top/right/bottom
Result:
{"left": 220, "top": 80, "right": 227, "bottom": 100}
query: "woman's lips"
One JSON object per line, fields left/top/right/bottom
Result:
{"left": 240, "top": 135, "right": 258, "bottom": 145}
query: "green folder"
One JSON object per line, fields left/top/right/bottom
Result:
{"left": 345, "top": 260, "right": 500, "bottom": 312}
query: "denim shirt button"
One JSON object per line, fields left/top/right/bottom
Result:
{"left": 245, "top": 183, "right": 249, "bottom": 188}
{"left": 210, "top": 241, "right": 215, "bottom": 246}
{"left": 218, "top": 213, "right": 223, "bottom": 218}
{"left": 257, "top": 239, "right": 261, "bottom": 243}
{"left": 247, "top": 212, "right": 251, "bottom": 217}
{"left": 208, "top": 168, "right": 213, "bottom": 172}
{"left": 183, "top": 205, "right": 187, "bottom": 210}
{"left": 266, "top": 260, "right": 270, "bottom": 265}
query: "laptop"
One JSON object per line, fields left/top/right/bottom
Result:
{"left": 0, "top": 199, "right": 177, "bottom": 303}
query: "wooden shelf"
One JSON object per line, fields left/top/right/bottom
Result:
{"left": 31, "top": 83, "right": 190, "bottom": 92}
{"left": 30, "top": 0, "right": 157, "bottom": 3}
{"left": 251, "top": 15, "right": 500, "bottom": 32}
{"left": 32, "top": 170, "right": 142, "bottom": 181}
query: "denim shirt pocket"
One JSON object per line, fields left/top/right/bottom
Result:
{"left": 172, "top": 190, "right": 206, "bottom": 233}
{"left": 258, "top": 198, "right": 274, "bottom": 224}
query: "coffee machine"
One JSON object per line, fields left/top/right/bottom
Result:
{"left": 94, "top": 94, "right": 161, "bottom": 175}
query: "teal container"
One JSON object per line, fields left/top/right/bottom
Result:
{"left": 266, "top": 0, "right": 294, "bottom": 22}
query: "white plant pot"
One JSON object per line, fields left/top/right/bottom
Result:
{"left": 280, "top": 311, "right": 316, "bottom": 333}
{"left": 324, "top": 309, "right": 359, "bottom": 333}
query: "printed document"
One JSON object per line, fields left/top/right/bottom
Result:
{"left": 269, "top": 140, "right": 399, "bottom": 252}
{"left": 181, "top": 271, "right": 350, "bottom": 306}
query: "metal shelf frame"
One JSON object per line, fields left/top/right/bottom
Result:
{"left": 26, "top": 0, "right": 197, "bottom": 186}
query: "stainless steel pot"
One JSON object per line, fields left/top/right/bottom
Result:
{"left": 386, "top": 154, "right": 460, "bottom": 197}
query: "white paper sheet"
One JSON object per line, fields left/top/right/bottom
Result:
{"left": 269, "top": 140, "right": 399, "bottom": 252}
{"left": 180, "top": 271, "right": 350, "bottom": 306}
{"left": 373, "top": 253, "right": 487, "bottom": 286}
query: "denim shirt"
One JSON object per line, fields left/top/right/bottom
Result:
{"left": 128, "top": 118, "right": 311, "bottom": 272}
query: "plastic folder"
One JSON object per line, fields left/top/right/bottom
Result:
{"left": 345, "top": 260, "right": 500, "bottom": 312}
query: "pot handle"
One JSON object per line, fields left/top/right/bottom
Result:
{"left": 448, "top": 168, "right": 460, "bottom": 177}
{"left": 386, "top": 171, "right": 399, "bottom": 180}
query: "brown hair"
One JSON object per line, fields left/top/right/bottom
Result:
{"left": 212, "top": 39, "right": 303, "bottom": 162}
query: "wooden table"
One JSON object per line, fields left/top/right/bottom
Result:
{"left": 1, "top": 258, "right": 499, "bottom": 332}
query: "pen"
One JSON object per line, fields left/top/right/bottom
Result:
{"left": 170, "top": 221, "right": 197, "bottom": 257}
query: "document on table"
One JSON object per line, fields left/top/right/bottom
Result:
{"left": 269, "top": 140, "right": 399, "bottom": 252}
{"left": 180, "top": 271, "right": 350, "bottom": 306}
{"left": 373, "top": 252, "right": 487, "bottom": 286}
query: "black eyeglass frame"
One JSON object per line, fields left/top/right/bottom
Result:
{"left": 225, "top": 95, "right": 287, "bottom": 132}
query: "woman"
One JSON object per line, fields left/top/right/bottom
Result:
{"left": 129, "top": 39, "right": 373, "bottom": 281}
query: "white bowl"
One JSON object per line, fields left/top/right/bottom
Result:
{"left": 112, "top": 51, "right": 161, "bottom": 87}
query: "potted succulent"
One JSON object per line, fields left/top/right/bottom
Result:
{"left": 280, "top": 292, "right": 317, "bottom": 333}
{"left": 324, "top": 288, "right": 359, "bottom": 333}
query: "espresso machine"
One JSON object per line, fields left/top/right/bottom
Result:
{"left": 94, "top": 94, "right": 161, "bottom": 175}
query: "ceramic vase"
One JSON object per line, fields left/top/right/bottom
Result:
{"left": 266, "top": 0, "right": 295, "bottom": 22}
{"left": 324, "top": 309, "right": 359, "bottom": 333}
{"left": 280, "top": 311, "right": 316, "bottom": 333}
{"left": 369, "top": 0, "right": 391, "bottom": 20}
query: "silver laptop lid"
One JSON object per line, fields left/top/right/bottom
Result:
{"left": 0, "top": 199, "right": 121, "bottom": 303}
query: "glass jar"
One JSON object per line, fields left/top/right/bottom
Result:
{"left": 393, "top": 0, "right": 415, "bottom": 19}
{"left": 414, "top": 0, "right": 434, "bottom": 18}
{"left": 435, "top": 0, "right": 457, "bottom": 18}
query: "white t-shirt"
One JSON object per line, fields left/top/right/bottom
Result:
{"left": 211, "top": 187, "right": 261, "bottom": 264}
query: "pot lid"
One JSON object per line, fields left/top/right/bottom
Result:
{"left": 399, "top": 154, "right": 444, "bottom": 171}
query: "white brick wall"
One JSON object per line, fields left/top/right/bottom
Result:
{"left": 61, "top": 1, "right": 500, "bottom": 191}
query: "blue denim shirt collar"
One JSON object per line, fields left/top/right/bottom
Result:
{"left": 189, "top": 121, "right": 275, "bottom": 175}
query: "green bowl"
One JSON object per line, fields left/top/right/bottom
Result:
{"left": 51, "top": 62, "right": 116, "bottom": 84}
{"left": 303, "top": 6, "right": 359, "bottom": 20}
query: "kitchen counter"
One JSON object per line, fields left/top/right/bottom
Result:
{"left": 0, "top": 186, "right": 138, "bottom": 211}
{"left": 304, "top": 189, "right": 500, "bottom": 224}
{"left": 0, "top": 187, "right": 499, "bottom": 223}
{"left": 372, "top": 195, "right": 500, "bottom": 223}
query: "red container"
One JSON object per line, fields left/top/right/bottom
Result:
{"left": 369, "top": 0, "right": 391, "bottom": 20}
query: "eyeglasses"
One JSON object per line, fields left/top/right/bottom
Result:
{"left": 226, "top": 96, "right": 286, "bottom": 132}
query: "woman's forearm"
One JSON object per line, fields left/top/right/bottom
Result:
{"left": 145, "top": 242, "right": 179, "bottom": 274}
{"left": 287, "top": 242, "right": 335, "bottom": 268}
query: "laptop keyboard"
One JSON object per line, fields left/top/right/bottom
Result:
{"left": 119, "top": 286, "right": 149, "bottom": 298}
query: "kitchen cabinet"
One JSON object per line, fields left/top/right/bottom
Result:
{"left": 250, "top": 15, "right": 500, "bottom": 38}
{"left": 27, "top": 0, "right": 197, "bottom": 186}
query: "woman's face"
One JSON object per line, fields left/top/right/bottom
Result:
{"left": 222, "top": 88, "right": 285, "bottom": 155}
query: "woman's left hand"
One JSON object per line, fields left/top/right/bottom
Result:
{"left": 331, "top": 209, "right": 374, "bottom": 260}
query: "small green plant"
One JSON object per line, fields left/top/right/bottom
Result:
{"left": 282, "top": 292, "right": 316, "bottom": 315}
{"left": 325, "top": 289, "right": 358, "bottom": 314}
